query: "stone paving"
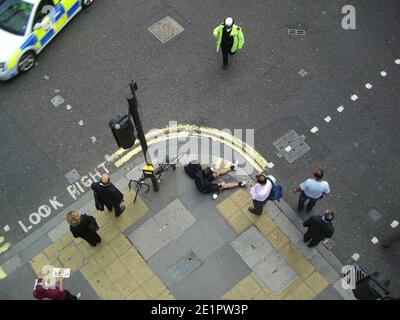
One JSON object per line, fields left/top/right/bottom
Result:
{"left": 1, "top": 154, "right": 348, "bottom": 300}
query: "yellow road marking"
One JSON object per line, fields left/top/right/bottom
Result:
{"left": 0, "top": 267, "right": 6, "bottom": 279}
{"left": 0, "top": 236, "right": 4, "bottom": 244}
{"left": 111, "top": 125, "right": 271, "bottom": 172}
{"left": 0, "top": 243, "right": 11, "bottom": 255}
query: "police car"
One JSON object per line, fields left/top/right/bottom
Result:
{"left": 0, "top": 0, "right": 94, "bottom": 80}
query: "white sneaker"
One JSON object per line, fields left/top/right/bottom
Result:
{"left": 231, "top": 160, "right": 239, "bottom": 171}
{"left": 76, "top": 292, "right": 82, "bottom": 300}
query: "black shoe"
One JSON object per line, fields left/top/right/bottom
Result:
{"left": 222, "top": 65, "right": 227, "bottom": 70}
{"left": 297, "top": 207, "right": 304, "bottom": 213}
{"left": 115, "top": 206, "right": 125, "bottom": 217}
{"left": 248, "top": 207, "right": 261, "bottom": 215}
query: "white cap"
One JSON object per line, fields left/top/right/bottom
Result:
{"left": 224, "top": 17, "right": 233, "bottom": 28}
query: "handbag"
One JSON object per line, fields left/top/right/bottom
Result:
{"left": 87, "top": 215, "right": 99, "bottom": 233}
{"left": 94, "top": 190, "right": 104, "bottom": 211}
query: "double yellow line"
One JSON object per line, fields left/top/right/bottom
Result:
{"left": 107, "top": 124, "right": 270, "bottom": 173}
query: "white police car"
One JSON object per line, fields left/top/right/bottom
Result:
{"left": 0, "top": 0, "right": 94, "bottom": 80}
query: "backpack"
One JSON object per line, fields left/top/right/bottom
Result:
{"left": 194, "top": 171, "right": 209, "bottom": 193}
{"left": 184, "top": 161, "right": 202, "bottom": 179}
{"left": 267, "top": 177, "right": 283, "bottom": 202}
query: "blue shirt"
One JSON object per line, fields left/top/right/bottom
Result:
{"left": 300, "top": 179, "right": 330, "bottom": 199}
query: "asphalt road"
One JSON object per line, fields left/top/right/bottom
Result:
{"left": 0, "top": 0, "right": 399, "bottom": 295}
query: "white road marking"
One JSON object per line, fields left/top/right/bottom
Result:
{"left": 3, "top": 225, "right": 10, "bottom": 232}
{"left": 66, "top": 105, "right": 72, "bottom": 110}
{"left": 380, "top": 71, "right": 387, "bottom": 77}
{"left": 78, "top": 120, "right": 84, "bottom": 126}
{"left": 351, "top": 94, "right": 358, "bottom": 101}
{"left": 324, "top": 116, "right": 332, "bottom": 123}
{"left": 365, "top": 83, "right": 372, "bottom": 89}
{"left": 395, "top": 59, "right": 400, "bottom": 65}
{"left": 390, "top": 220, "right": 399, "bottom": 228}
{"left": 310, "top": 126, "right": 319, "bottom": 133}
{"left": 91, "top": 136, "right": 97, "bottom": 143}
{"left": 351, "top": 253, "right": 360, "bottom": 261}
{"left": 44, "top": 75, "right": 49, "bottom": 80}
{"left": 55, "top": 89, "right": 60, "bottom": 94}
{"left": 266, "top": 162, "right": 274, "bottom": 169}
{"left": 337, "top": 106, "right": 344, "bottom": 112}
{"left": 285, "top": 146, "right": 292, "bottom": 152}
{"left": 371, "top": 237, "right": 379, "bottom": 244}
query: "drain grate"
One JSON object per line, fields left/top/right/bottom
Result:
{"left": 273, "top": 130, "right": 310, "bottom": 163}
{"left": 168, "top": 252, "right": 201, "bottom": 284}
{"left": 368, "top": 208, "right": 382, "bottom": 222}
{"left": 288, "top": 28, "right": 306, "bottom": 36}
{"left": 65, "top": 169, "right": 81, "bottom": 184}
{"left": 51, "top": 95, "right": 65, "bottom": 107}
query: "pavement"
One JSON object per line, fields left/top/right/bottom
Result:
{"left": 0, "top": 0, "right": 399, "bottom": 296}
{"left": 0, "top": 137, "right": 351, "bottom": 300}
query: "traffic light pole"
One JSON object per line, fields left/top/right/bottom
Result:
{"left": 127, "top": 81, "right": 159, "bottom": 192}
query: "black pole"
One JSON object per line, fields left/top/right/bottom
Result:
{"left": 127, "top": 81, "right": 159, "bottom": 192}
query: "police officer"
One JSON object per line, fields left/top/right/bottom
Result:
{"left": 213, "top": 17, "right": 244, "bottom": 70}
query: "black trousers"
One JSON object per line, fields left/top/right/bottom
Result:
{"left": 303, "top": 232, "right": 321, "bottom": 248}
{"left": 298, "top": 191, "right": 319, "bottom": 212}
{"left": 253, "top": 199, "right": 267, "bottom": 215}
{"left": 64, "top": 290, "right": 78, "bottom": 300}
{"left": 82, "top": 232, "right": 101, "bottom": 247}
{"left": 221, "top": 44, "right": 235, "bottom": 67}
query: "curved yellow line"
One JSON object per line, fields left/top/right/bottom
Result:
{"left": 111, "top": 124, "right": 270, "bottom": 171}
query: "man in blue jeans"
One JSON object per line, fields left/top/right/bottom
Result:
{"left": 293, "top": 168, "right": 330, "bottom": 212}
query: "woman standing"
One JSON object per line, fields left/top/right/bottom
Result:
{"left": 66, "top": 211, "right": 101, "bottom": 247}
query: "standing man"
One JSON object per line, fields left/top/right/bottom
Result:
{"left": 247, "top": 174, "right": 276, "bottom": 215}
{"left": 293, "top": 168, "right": 330, "bottom": 213}
{"left": 213, "top": 17, "right": 244, "bottom": 70}
{"left": 91, "top": 174, "right": 125, "bottom": 217}
{"left": 303, "top": 210, "right": 335, "bottom": 248}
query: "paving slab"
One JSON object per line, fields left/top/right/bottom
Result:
{"left": 231, "top": 226, "right": 275, "bottom": 269}
{"left": 253, "top": 254, "right": 298, "bottom": 295}
{"left": 170, "top": 244, "right": 251, "bottom": 300}
{"left": 128, "top": 217, "right": 172, "bottom": 261}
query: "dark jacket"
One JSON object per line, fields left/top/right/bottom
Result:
{"left": 91, "top": 182, "right": 123, "bottom": 209}
{"left": 70, "top": 214, "right": 97, "bottom": 241}
{"left": 303, "top": 215, "right": 334, "bottom": 242}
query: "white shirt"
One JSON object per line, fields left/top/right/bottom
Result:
{"left": 300, "top": 178, "right": 330, "bottom": 199}
{"left": 250, "top": 181, "right": 273, "bottom": 202}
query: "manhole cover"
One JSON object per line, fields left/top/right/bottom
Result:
{"left": 168, "top": 252, "right": 201, "bottom": 284}
{"left": 51, "top": 95, "right": 65, "bottom": 107}
{"left": 65, "top": 169, "right": 81, "bottom": 184}
{"left": 148, "top": 16, "right": 184, "bottom": 43}
{"left": 368, "top": 208, "right": 382, "bottom": 222}
{"left": 273, "top": 130, "right": 310, "bottom": 163}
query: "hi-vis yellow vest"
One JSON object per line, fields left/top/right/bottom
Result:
{"left": 213, "top": 24, "right": 245, "bottom": 53}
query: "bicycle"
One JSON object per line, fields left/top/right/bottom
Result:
{"left": 128, "top": 153, "right": 185, "bottom": 203}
